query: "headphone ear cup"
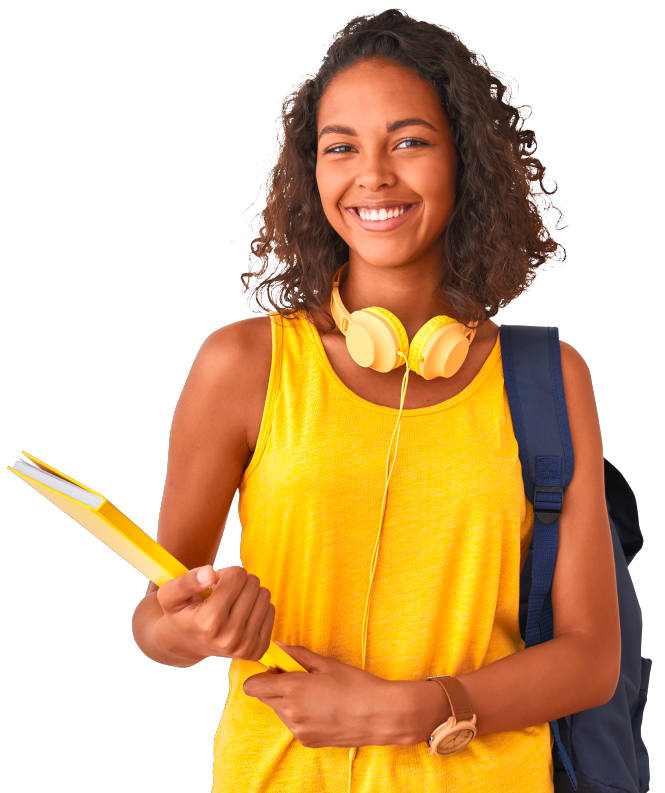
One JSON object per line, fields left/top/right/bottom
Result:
{"left": 346, "top": 307, "right": 408, "bottom": 372}
{"left": 409, "top": 316, "right": 470, "bottom": 379}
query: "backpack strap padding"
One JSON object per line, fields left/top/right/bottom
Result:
{"left": 500, "top": 325, "right": 574, "bottom": 499}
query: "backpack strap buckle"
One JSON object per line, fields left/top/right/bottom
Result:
{"left": 533, "top": 485, "right": 564, "bottom": 524}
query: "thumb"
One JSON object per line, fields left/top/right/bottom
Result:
{"left": 187, "top": 564, "right": 217, "bottom": 597}
{"left": 158, "top": 565, "right": 215, "bottom": 611}
{"left": 194, "top": 564, "right": 216, "bottom": 586}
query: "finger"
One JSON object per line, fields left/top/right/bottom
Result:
{"left": 224, "top": 573, "right": 264, "bottom": 637}
{"left": 237, "top": 587, "right": 273, "bottom": 660}
{"left": 255, "top": 603, "right": 276, "bottom": 661}
{"left": 157, "top": 565, "right": 216, "bottom": 613}
{"left": 272, "top": 642, "right": 327, "bottom": 673}
{"left": 242, "top": 667, "right": 283, "bottom": 707}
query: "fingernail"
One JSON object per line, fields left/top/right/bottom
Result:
{"left": 274, "top": 639, "right": 286, "bottom": 647}
{"left": 197, "top": 567, "right": 213, "bottom": 586}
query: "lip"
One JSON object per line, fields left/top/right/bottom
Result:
{"left": 345, "top": 202, "right": 419, "bottom": 232}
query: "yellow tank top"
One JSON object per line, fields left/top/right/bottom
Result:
{"left": 212, "top": 312, "right": 554, "bottom": 792}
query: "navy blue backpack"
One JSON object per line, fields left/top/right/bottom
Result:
{"left": 500, "top": 325, "right": 651, "bottom": 793}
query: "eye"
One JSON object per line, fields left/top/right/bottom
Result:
{"left": 323, "top": 138, "right": 430, "bottom": 154}
{"left": 395, "top": 138, "right": 429, "bottom": 149}
{"left": 324, "top": 144, "right": 356, "bottom": 154}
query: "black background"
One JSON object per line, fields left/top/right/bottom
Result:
{"left": 7, "top": 7, "right": 664, "bottom": 791}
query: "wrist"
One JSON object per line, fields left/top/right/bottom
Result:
{"left": 152, "top": 616, "right": 207, "bottom": 668}
{"left": 401, "top": 679, "right": 453, "bottom": 746}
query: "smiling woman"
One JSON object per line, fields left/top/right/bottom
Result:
{"left": 131, "top": 9, "right": 621, "bottom": 793}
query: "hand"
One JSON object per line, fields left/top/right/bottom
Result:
{"left": 153, "top": 565, "right": 275, "bottom": 664}
{"left": 242, "top": 642, "right": 421, "bottom": 748}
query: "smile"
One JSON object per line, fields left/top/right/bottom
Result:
{"left": 346, "top": 203, "right": 419, "bottom": 231}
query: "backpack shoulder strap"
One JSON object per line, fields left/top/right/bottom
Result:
{"left": 500, "top": 324, "right": 578, "bottom": 790}
{"left": 500, "top": 325, "right": 575, "bottom": 504}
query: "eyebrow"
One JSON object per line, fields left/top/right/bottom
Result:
{"left": 317, "top": 117, "right": 438, "bottom": 141}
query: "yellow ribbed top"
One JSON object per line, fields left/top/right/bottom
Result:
{"left": 212, "top": 312, "right": 553, "bottom": 792}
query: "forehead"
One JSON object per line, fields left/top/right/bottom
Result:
{"left": 317, "top": 59, "right": 446, "bottom": 129}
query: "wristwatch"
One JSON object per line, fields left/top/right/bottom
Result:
{"left": 426, "top": 675, "right": 477, "bottom": 755}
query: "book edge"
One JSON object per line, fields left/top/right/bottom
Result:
{"left": 8, "top": 466, "right": 106, "bottom": 510}
{"left": 20, "top": 451, "right": 104, "bottom": 498}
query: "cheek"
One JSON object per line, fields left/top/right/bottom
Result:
{"left": 415, "top": 160, "right": 456, "bottom": 233}
{"left": 316, "top": 162, "right": 347, "bottom": 227}
{"left": 413, "top": 156, "right": 455, "bottom": 202}
{"left": 318, "top": 182, "right": 346, "bottom": 231}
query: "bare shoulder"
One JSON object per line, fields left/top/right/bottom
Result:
{"left": 202, "top": 316, "right": 272, "bottom": 366}
{"left": 226, "top": 316, "right": 272, "bottom": 402}
{"left": 558, "top": 340, "right": 600, "bottom": 443}
{"left": 236, "top": 316, "right": 272, "bottom": 360}
{"left": 559, "top": 340, "right": 586, "bottom": 366}
{"left": 557, "top": 340, "right": 601, "bottom": 466}
{"left": 187, "top": 316, "right": 273, "bottom": 451}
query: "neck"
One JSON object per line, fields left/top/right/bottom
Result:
{"left": 338, "top": 255, "right": 484, "bottom": 341}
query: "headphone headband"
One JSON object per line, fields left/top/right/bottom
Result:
{"left": 331, "top": 263, "right": 352, "bottom": 335}
{"left": 331, "top": 262, "right": 477, "bottom": 333}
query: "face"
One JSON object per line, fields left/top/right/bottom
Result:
{"left": 316, "top": 58, "right": 457, "bottom": 270}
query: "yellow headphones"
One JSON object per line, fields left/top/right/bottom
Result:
{"left": 331, "top": 262, "right": 476, "bottom": 379}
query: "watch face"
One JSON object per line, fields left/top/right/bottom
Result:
{"left": 436, "top": 728, "right": 475, "bottom": 755}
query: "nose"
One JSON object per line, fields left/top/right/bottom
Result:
{"left": 355, "top": 146, "right": 396, "bottom": 192}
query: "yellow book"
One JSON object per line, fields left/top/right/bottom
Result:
{"left": 8, "top": 451, "right": 306, "bottom": 673}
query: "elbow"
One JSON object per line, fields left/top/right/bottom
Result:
{"left": 580, "top": 638, "right": 621, "bottom": 708}
{"left": 587, "top": 623, "right": 621, "bottom": 708}
{"left": 600, "top": 664, "right": 621, "bottom": 705}
{"left": 593, "top": 659, "right": 622, "bottom": 708}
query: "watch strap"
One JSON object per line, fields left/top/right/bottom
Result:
{"left": 428, "top": 675, "right": 474, "bottom": 722}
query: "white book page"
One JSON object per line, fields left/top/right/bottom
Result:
{"left": 13, "top": 459, "right": 104, "bottom": 509}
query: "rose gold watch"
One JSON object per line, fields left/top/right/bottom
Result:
{"left": 426, "top": 675, "right": 477, "bottom": 755}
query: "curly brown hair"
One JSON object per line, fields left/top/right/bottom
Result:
{"left": 242, "top": 8, "right": 564, "bottom": 329}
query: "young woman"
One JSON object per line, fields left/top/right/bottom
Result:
{"left": 132, "top": 10, "right": 620, "bottom": 792}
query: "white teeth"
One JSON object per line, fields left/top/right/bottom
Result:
{"left": 357, "top": 205, "right": 410, "bottom": 221}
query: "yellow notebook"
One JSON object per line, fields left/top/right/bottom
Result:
{"left": 8, "top": 451, "right": 306, "bottom": 673}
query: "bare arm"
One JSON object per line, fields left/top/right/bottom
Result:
{"left": 132, "top": 317, "right": 274, "bottom": 668}
{"left": 408, "top": 633, "right": 616, "bottom": 744}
